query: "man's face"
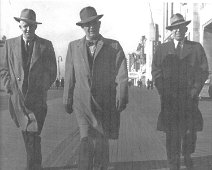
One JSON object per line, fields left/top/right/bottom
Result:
{"left": 81, "top": 20, "right": 101, "bottom": 40}
{"left": 171, "top": 24, "right": 187, "bottom": 41}
{"left": 19, "top": 20, "right": 37, "bottom": 40}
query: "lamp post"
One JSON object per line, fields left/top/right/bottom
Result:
{"left": 57, "top": 56, "right": 62, "bottom": 80}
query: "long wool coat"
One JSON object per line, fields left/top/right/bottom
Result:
{"left": 0, "top": 35, "right": 57, "bottom": 131}
{"left": 152, "top": 40, "right": 209, "bottom": 134}
{"left": 63, "top": 35, "right": 128, "bottom": 139}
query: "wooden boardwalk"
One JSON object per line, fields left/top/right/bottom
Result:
{"left": 43, "top": 87, "right": 212, "bottom": 170}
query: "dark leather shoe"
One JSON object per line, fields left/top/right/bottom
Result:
{"left": 24, "top": 165, "right": 42, "bottom": 170}
{"left": 33, "top": 164, "right": 42, "bottom": 170}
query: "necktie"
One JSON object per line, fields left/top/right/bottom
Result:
{"left": 86, "top": 40, "right": 98, "bottom": 56}
{"left": 25, "top": 40, "right": 29, "bottom": 53}
{"left": 176, "top": 41, "right": 182, "bottom": 57}
{"left": 86, "top": 40, "right": 98, "bottom": 47}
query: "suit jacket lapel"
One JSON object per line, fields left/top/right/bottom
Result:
{"left": 78, "top": 37, "right": 91, "bottom": 75}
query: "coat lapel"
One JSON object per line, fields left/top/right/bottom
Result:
{"left": 30, "top": 36, "right": 41, "bottom": 70}
{"left": 93, "top": 38, "right": 104, "bottom": 61}
{"left": 181, "top": 40, "right": 192, "bottom": 59}
{"left": 167, "top": 41, "right": 176, "bottom": 55}
{"left": 166, "top": 40, "right": 191, "bottom": 59}
{"left": 13, "top": 36, "right": 23, "bottom": 68}
{"left": 78, "top": 37, "right": 91, "bottom": 75}
{"left": 77, "top": 36, "right": 104, "bottom": 74}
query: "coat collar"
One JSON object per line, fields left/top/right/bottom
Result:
{"left": 77, "top": 36, "right": 91, "bottom": 74}
{"left": 93, "top": 35, "right": 104, "bottom": 60}
{"left": 181, "top": 39, "right": 192, "bottom": 59}
{"left": 77, "top": 35, "right": 105, "bottom": 73}
{"left": 14, "top": 35, "right": 41, "bottom": 70}
{"left": 166, "top": 39, "right": 192, "bottom": 59}
{"left": 14, "top": 36, "right": 23, "bottom": 67}
{"left": 29, "top": 35, "right": 41, "bottom": 70}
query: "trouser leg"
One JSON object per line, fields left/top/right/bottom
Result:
{"left": 22, "top": 131, "right": 42, "bottom": 170}
{"left": 77, "top": 123, "right": 109, "bottom": 170}
{"left": 93, "top": 135, "right": 109, "bottom": 170}
{"left": 182, "top": 131, "right": 197, "bottom": 169}
{"left": 78, "top": 136, "right": 94, "bottom": 170}
{"left": 166, "top": 130, "right": 181, "bottom": 170}
{"left": 182, "top": 131, "right": 197, "bottom": 156}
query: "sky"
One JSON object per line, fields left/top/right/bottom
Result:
{"left": 0, "top": 0, "right": 165, "bottom": 76}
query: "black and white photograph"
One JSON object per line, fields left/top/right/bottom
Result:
{"left": 0, "top": 0, "right": 212, "bottom": 170}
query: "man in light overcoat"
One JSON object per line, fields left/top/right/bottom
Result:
{"left": 152, "top": 13, "right": 209, "bottom": 170}
{"left": 0, "top": 9, "right": 57, "bottom": 170}
{"left": 63, "top": 6, "right": 128, "bottom": 170}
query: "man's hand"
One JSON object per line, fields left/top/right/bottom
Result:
{"left": 116, "top": 100, "right": 126, "bottom": 113}
{"left": 118, "top": 105, "right": 126, "bottom": 113}
{"left": 7, "top": 88, "right": 13, "bottom": 95}
{"left": 5, "top": 81, "right": 12, "bottom": 94}
{"left": 64, "top": 104, "right": 73, "bottom": 114}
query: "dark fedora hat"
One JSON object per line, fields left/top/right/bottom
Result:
{"left": 14, "top": 8, "right": 42, "bottom": 25}
{"left": 166, "top": 13, "right": 191, "bottom": 30}
{"left": 76, "top": 6, "right": 103, "bottom": 26}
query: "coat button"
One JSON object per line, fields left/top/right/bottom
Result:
{"left": 17, "top": 77, "right": 21, "bottom": 81}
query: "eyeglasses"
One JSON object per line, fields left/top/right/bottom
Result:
{"left": 82, "top": 20, "right": 99, "bottom": 28}
{"left": 172, "top": 25, "right": 187, "bottom": 32}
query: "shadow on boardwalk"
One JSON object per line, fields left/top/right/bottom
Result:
{"left": 43, "top": 155, "right": 212, "bottom": 170}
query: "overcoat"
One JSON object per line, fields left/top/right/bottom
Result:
{"left": 0, "top": 35, "right": 57, "bottom": 131}
{"left": 152, "top": 40, "right": 208, "bottom": 133}
{"left": 63, "top": 35, "right": 128, "bottom": 139}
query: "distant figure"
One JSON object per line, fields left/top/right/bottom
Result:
{"left": 137, "top": 79, "right": 142, "bottom": 87}
{"left": 128, "top": 80, "right": 131, "bottom": 87}
{"left": 0, "top": 9, "right": 57, "bottom": 170}
{"left": 150, "top": 80, "right": 153, "bottom": 89}
{"left": 63, "top": 6, "right": 128, "bottom": 170}
{"left": 2, "top": 35, "right": 6, "bottom": 42}
{"left": 147, "top": 79, "right": 151, "bottom": 90}
{"left": 60, "top": 77, "right": 64, "bottom": 88}
{"left": 128, "top": 79, "right": 133, "bottom": 87}
{"left": 55, "top": 78, "right": 60, "bottom": 89}
{"left": 152, "top": 13, "right": 209, "bottom": 170}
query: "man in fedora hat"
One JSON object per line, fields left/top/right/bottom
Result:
{"left": 63, "top": 6, "right": 128, "bottom": 170}
{"left": 0, "top": 8, "right": 57, "bottom": 170}
{"left": 152, "top": 13, "right": 209, "bottom": 170}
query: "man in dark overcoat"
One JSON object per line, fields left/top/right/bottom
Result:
{"left": 152, "top": 13, "right": 209, "bottom": 170}
{"left": 0, "top": 9, "right": 57, "bottom": 170}
{"left": 63, "top": 6, "right": 128, "bottom": 170}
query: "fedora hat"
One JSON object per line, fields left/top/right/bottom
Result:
{"left": 76, "top": 6, "right": 103, "bottom": 26}
{"left": 166, "top": 13, "right": 191, "bottom": 30}
{"left": 14, "top": 9, "right": 42, "bottom": 25}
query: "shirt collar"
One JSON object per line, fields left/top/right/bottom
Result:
{"left": 22, "top": 35, "right": 35, "bottom": 44}
{"left": 173, "top": 38, "right": 185, "bottom": 48}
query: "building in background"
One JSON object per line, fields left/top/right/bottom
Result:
{"left": 127, "top": 3, "right": 161, "bottom": 87}
{"left": 199, "top": 3, "right": 212, "bottom": 79}
{"left": 128, "top": 36, "right": 147, "bottom": 86}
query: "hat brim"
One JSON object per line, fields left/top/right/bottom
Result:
{"left": 76, "top": 14, "right": 103, "bottom": 26}
{"left": 14, "top": 17, "right": 42, "bottom": 24}
{"left": 166, "top": 20, "right": 191, "bottom": 30}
